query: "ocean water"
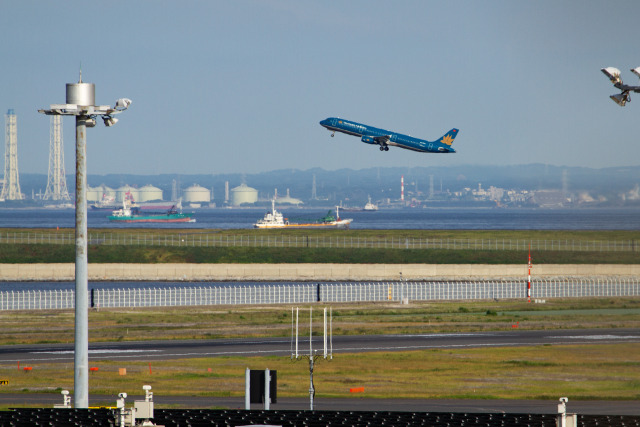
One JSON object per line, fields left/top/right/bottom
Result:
{"left": 0, "top": 207, "right": 638, "bottom": 230}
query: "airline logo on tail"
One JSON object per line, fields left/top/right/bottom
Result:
{"left": 441, "top": 134, "right": 455, "bottom": 146}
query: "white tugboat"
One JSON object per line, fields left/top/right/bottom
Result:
{"left": 363, "top": 195, "right": 378, "bottom": 211}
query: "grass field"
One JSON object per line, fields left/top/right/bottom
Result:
{"left": 3, "top": 343, "right": 640, "bottom": 407}
{"left": 1, "top": 228, "right": 639, "bottom": 263}
{"left": 1, "top": 298, "right": 640, "bottom": 408}
{"left": 2, "top": 298, "right": 640, "bottom": 345}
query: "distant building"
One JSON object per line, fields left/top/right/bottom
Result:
{"left": 87, "top": 184, "right": 116, "bottom": 203}
{"left": 532, "top": 190, "right": 565, "bottom": 208}
{"left": 116, "top": 185, "right": 139, "bottom": 203}
{"left": 137, "top": 185, "right": 163, "bottom": 202}
{"left": 230, "top": 183, "right": 258, "bottom": 206}
{"left": 275, "top": 188, "right": 303, "bottom": 206}
{"left": 183, "top": 184, "right": 211, "bottom": 206}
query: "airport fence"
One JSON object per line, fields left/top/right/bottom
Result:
{"left": 1, "top": 278, "right": 639, "bottom": 310}
{"left": 0, "top": 230, "right": 639, "bottom": 252}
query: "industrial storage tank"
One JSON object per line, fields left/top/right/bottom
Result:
{"left": 276, "top": 188, "right": 303, "bottom": 206}
{"left": 137, "top": 185, "right": 163, "bottom": 202}
{"left": 87, "top": 184, "right": 116, "bottom": 202}
{"left": 86, "top": 186, "right": 100, "bottom": 202}
{"left": 230, "top": 183, "right": 258, "bottom": 206}
{"left": 116, "top": 185, "right": 139, "bottom": 203}
{"left": 183, "top": 184, "right": 211, "bottom": 203}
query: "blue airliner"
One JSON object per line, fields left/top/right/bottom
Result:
{"left": 319, "top": 117, "right": 459, "bottom": 153}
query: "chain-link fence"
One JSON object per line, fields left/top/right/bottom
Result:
{"left": 0, "top": 230, "right": 638, "bottom": 251}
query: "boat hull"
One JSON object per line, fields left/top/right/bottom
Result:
{"left": 254, "top": 219, "right": 352, "bottom": 229}
{"left": 108, "top": 214, "right": 193, "bottom": 223}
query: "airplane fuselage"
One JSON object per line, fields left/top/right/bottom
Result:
{"left": 319, "top": 117, "right": 458, "bottom": 153}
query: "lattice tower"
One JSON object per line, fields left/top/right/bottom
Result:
{"left": 44, "top": 115, "right": 71, "bottom": 200}
{"left": 1, "top": 109, "right": 23, "bottom": 200}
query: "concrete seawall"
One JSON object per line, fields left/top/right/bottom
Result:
{"left": 1, "top": 264, "right": 639, "bottom": 281}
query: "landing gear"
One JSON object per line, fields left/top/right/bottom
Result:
{"left": 385, "top": 146, "right": 389, "bottom": 151}
{"left": 379, "top": 146, "right": 389, "bottom": 151}
{"left": 379, "top": 146, "right": 384, "bottom": 151}
{"left": 331, "top": 132, "right": 335, "bottom": 137}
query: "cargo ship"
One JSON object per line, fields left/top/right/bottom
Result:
{"left": 91, "top": 193, "right": 179, "bottom": 212}
{"left": 254, "top": 200, "right": 352, "bottom": 229}
{"left": 340, "top": 195, "right": 378, "bottom": 212}
{"left": 108, "top": 201, "right": 194, "bottom": 223}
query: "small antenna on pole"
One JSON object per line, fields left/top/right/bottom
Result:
{"left": 290, "top": 306, "right": 333, "bottom": 410}
{"left": 79, "top": 63, "right": 83, "bottom": 83}
{"left": 527, "top": 243, "right": 532, "bottom": 303}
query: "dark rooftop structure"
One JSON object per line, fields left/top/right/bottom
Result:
{"left": 0, "top": 408, "right": 639, "bottom": 427}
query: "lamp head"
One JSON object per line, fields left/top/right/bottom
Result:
{"left": 103, "top": 116, "right": 119, "bottom": 127}
{"left": 115, "top": 98, "right": 132, "bottom": 110}
{"left": 610, "top": 92, "right": 629, "bottom": 106}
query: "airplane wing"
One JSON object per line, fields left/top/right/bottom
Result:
{"left": 373, "top": 135, "right": 391, "bottom": 146}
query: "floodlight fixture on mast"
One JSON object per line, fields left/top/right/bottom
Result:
{"left": 601, "top": 66, "right": 640, "bottom": 106}
{"left": 37, "top": 71, "right": 131, "bottom": 409}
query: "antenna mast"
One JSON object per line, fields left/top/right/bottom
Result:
{"left": 291, "top": 306, "right": 332, "bottom": 410}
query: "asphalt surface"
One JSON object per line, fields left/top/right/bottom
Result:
{"left": 1, "top": 328, "right": 639, "bottom": 364}
{"left": 2, "top": 328, "right": 639, "bottom": 415}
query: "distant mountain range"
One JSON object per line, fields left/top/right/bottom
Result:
{"left": 17, "top": 164, "right": 640, "bottom": 207}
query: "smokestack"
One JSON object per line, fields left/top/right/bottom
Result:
{"left": 401, "top": 175, "right": 405, "bottom": 202}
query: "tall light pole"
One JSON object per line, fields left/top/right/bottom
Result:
{"left": 39, "top": 72, "right": 131, "bottom": 408}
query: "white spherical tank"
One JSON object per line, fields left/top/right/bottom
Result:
{"left": 230, "top": 183, "right": 258, "bottom": 206}
{"left": 183, "top": 184, "right": 211, "bottom": 203}
{"left": 116, "top": 185, "right": 139, "bottom": 203}
{"left": 137, "top": 185, "right": 163, "bottom": 202}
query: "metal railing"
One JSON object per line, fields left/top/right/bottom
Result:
{"left": 1, "top": 278, "right": 639, "bottom": 310}
{"left": 0, "top": 231, "right": 638, "bottom": 252}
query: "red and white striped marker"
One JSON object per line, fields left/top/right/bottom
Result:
{"left": 527, "top": 244, "right": 532, "bottom": 303}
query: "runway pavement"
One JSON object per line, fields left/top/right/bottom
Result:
{"left": 1, "top": 328, "right": 639, "bottom": 364}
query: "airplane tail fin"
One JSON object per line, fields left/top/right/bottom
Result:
{"left": 436, "top": 128, "right": 459, "bottom": 153}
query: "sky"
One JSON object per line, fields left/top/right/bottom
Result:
{"left": 1, "top": 1, "right": 640, "bottom": 176}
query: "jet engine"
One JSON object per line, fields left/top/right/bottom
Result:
{"left": 361, "top": 136, "right": 376, "bottom": 144}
